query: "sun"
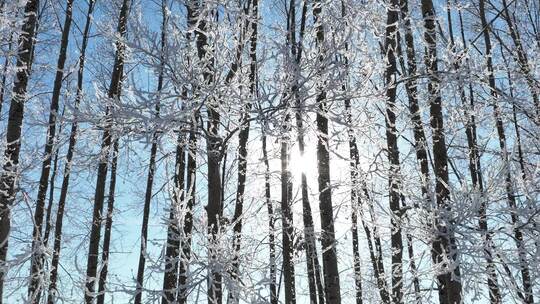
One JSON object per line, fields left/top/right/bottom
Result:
{"left": 289, "top": 144, "right": 318, "bottom": 181}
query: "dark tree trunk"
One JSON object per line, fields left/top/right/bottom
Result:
{"left": 312, "top": 2, "right": 341, "bottom": 303}
{"left": 43, "top": 105, "right": 65, "bottom": 248}
{"left": 500, "top": 0, "right": 539, "bottom": 119}
{"left": 229, "top": 1, "right": 258, "bottom": 302}
{"left": 289, "top": 1, "right": 325, "bottom": 303}
{"left": 382, "top": 1, "right": 404, "bottom": 302}
{"left": 189, "top": 2, "right": 222, "bottom": 303}
{"left": 134, "top": 1, "right": 167, "bottom": 301}
{"left": 0, "top": 0, "right": 40, "bottom": 300}
{"left": 47, "top": 2, "right": 95, "bottom": 302}
{"left": 340, "top": 3, "right": 362, "bottom": 303}
{"left": 28, "top": 1, "right": 74, "bottom": 301}
{"left": 84, "top": 0, "right": 130, "bottom": 302}
{"left": 281, "top": 3, "right": 297, "bottom": 303}
{"left": 96, "top": 139, "right": 119, "bottom": 304}
{"left": 262, "top": 132, "right": 277, "bottom": 304}
{"left": 344, "top": 95, "right": 365, "bottom": 304}
{"left": 177, "top": 122, "right": 197, "bottom": 304}
{"left": 478, "top": 0, "right": 534, "bottom": 302}
{"left": 420, "top": 0, "right": 463, "bottom": 303}
{"left": 451, "top": 7, "right": 501, "bottom": 303}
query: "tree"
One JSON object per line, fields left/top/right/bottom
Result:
{"left": 27, "top": 0, "right": 74, "bottom": 301}
{"left": 47, "top": 2, "right": 96, "bottom": 303}
{"left": 313, "top": 1, "right": 341, "bottom": 303}
{"left": 0, "top": 0, "right": 40, "bottom": 300}
{"left": 478, "top": 0, "right": 534, "bottom": 302}
{"left": 84, "top": 0, "right": 130, "bottom": 302}
{"left": 134, "top": 1, "right": 167, "bottom": 301}
{"left": 420, "top": 0, "right": 462, "bottom": 302}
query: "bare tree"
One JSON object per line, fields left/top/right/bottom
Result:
{"left": 478, "top": 0, "right": 534, "bottom": 302}
{"left": 420, "top": 0, "right": 463, "bottom": 302}
{"left": 84, "top": 0, "right": 130, "bottom": 302}
{"left": 0, "top": 0, "right": 40, "bottom": 299}
{"left": 47, "top": 2, "right": 96, "bottom": 302}
{"left": 27, "top": 1, "right": 74, "bottom": 301}
{"left": 312, "top": 1, "right": 341, "bottom": 303}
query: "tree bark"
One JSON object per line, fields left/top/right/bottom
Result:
{"left": 96, "top": 138, "right": 119, "bottom": 304}
{"left": 0, "top": 0, "right": 40, "bottom": 300}
{"left": 47, "top": 1, "right": 95, "bottom": 302}
{"left": 27, "top": 1, "right": 74, "bottom": 301}
{"left": 281, "top": 2, "right": 297, "bottom": 303}
{"left": 84, "top": 0, "right": 130, "bottom": 302}
{"left": 134, "top": 1, "right": 167, "bottom": 301}
{"left": 229, "top": 1, "right": 258, "bottom": 302}
{"left": 313, "top": 1, "right": 341, "bottom": 303}
{"left": 420, "top": 0, "right": 463, "bottom": 302}
{"left": 176, "top": 122, "right": 197, "bottom": 304}
{"left": 383, "top": 1, "right": 404, "bottom": 302}
{"left": 261, "top": 131, "right": 277, "bottom": 304}
{"left": 452, "top": 7, "right": 501, "bottom": 303}
{"left": 478, "top": 0, "right": 534, "bottom": 302}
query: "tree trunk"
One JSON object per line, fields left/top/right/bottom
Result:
{"left": 177, "top": 121, "right": 197, "bottom": 304}
{"left": 313, "top": 1, "right": 341, "bottom": 303}
{"left": 383, "top": 1, "right": 404, "bottom": 302}
{"left": 190, "top": 2, "right": 222, "bottom": 303}
{"left": 261, "top": 131, "right": 277, "bottom": 304}
{"left": 229, "top": 1, "right": 258, "bottom": 302}
{"left": 294, "top": 1, "right": 325, "bottom": 303}
{"left": 281, "top": 2, "right": 297, "bottom": 303}
{"left": 0, "top": 0, "right": 40, "bottom": 300}
{"left": 134, "top": 1, "right": 167, "bottom": 300}
{"left": 499, "top": 0, "right": 539, "bottom": 119}
{"left": 28, "top": 1, "right": 74, "bottom": 301}
{"left": 47, "top": 2, "right": 95, "bottom": 302}
{"left": 478, "top": 0, "right": 534, "bottom": 302}
{"left": 452, "top": 7, "right": 501, "bottom": 303}
{"left": 43, "top": 105, "right": 65, "bottom": 248}
{"left": 96, "top": 138, "right": 119, "bottom": 304}
{"left": 420, "top": 0, "right": 463, "bottom": 303}
{"left": 84, "top": 0, "right": 130, "bottom": 302}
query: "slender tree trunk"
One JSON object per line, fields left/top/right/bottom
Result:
{"left": 43, "top": 105, "right": 65, "bottom": 248}
{"left": 281, "top": 3, "right": 297, "bottom": 303}
{"left": 0, "top": 0, "right": 40, "bottom": 300}
{"left": 229, "top": 1, "right": 258, "bottom": 302}
{"left": 451, "top": 6, "right": 501, "bottom": 303}
{"left": 478, "top": 1, "right": 534, "bottom": 302}
{"left": 190, "top": 2, "right": 222, "bottom": 303}
{"left": 96, "top": 138, "right": 119, "bottom": 304}
{"left": 134, "top": 1, "right": 167, "bottom": 301}
{"left": 84, "top": 0, "right": 130, "bottom": 302}
{"left": 313, "top": 2, "right": 341, "bottom": 303}
{"left": 382, "top": 1, "right": 404, "bottom": 302}
{"left": 344, "top": 61, "right": 390, "bottom": 304}
{"left": 499, "top": 0, "right": 539, "bottom": 118}
{"left": 395, "top": 5, "right": 432, "bottom": 300}
{"left": 344, "top": 96, "right": 364, "bottom": 304}
{"left": 420, "top": 0, "right": 462, "bottom": 303}
{"left": 27, "top": 1, "right": 74, "bottom": 301}
{"left": 47, "top": 2, "right": 95, "bottom": 302}
{"left": 340, "top": 3, "right": 363, "bottom": 303}
{"left": 177, "top": 122, "right": 197, "bottom": 304}
{"left": 262, "top": 131, "right": 278, "bottom": 304}
{"left": 289, "top": 1, "right": 325, "bottom": 303}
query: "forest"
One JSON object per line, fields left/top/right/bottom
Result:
{"left": 0, "top": 0, "right": 539, "bottom": 303}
